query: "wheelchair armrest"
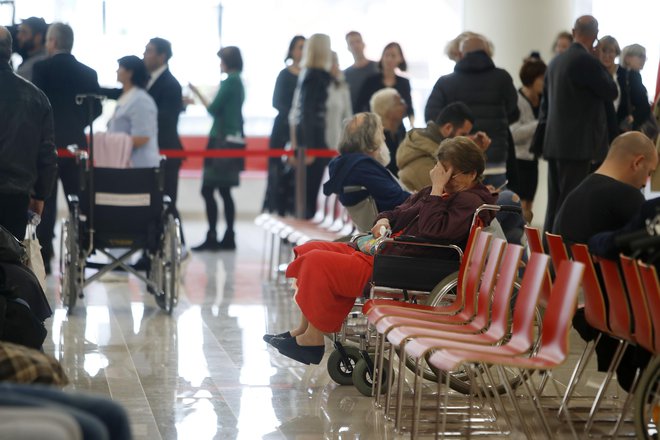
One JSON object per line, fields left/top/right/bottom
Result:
{"left": 67, "top": 194, "right": 79, "bottom": 205}
{"left": 375, "top": 236, "right": 463, "bottom": 259}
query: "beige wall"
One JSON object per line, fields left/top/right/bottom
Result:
{"left": 463, "top": 0, "right": 574, "bottom": 87}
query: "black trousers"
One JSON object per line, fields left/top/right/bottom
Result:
{"left": 0, "top": 193, "right": 30, "bottom": 240}
{"left": 37, "top": 158, "right": 79, "bottom": 262}
{"left": 543, "top": 158, "right": 591, "bottom": 234}
{"left": 163, "top": 158, "right": 185, "bottom": 244}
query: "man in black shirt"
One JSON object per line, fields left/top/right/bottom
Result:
{"left": 554, "top": 131, "right": 656, "bottom": 392}
{"left": 553, "top": 131, "right": 657, "bottom": 244}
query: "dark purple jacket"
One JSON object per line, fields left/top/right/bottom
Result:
{"left": 376, "top": 183, "right": 497, "bottom": 256}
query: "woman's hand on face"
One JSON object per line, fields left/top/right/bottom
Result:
{"left": 430, "top": 162, "right": 452, "bottom": 195}
{"left": 371, "top": 219, "right": 390, "bottom": 237}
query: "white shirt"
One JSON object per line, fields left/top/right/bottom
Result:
{"left": 146, "top": 64, "right": 168, "bottom": 90}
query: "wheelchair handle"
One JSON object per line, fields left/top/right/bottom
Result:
{"left": 497, "top": 204, "right": 523, "bottom": 213}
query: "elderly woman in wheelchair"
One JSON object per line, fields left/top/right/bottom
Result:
{"left": 264, "top": 136, "right": 497, "bottom": 365}
{"left": 322, "top": 112, "right": 410, "bottom": 217}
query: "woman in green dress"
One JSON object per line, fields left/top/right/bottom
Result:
{"left": 190, "top": 46, "right": 245, "bottom": 251}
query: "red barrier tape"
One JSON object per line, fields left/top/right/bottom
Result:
{"left": 56, "top": 148, "right": 338, "bottom": 159}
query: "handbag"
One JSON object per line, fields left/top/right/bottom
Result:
{"left": 208, "top": 134, "right": 246, "bottom": 173}
{"left": 23, "top": 225, "right": 46, "bottom": 291}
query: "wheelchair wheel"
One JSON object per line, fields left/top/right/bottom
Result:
{"left": 157, "top": 215, "right": 181, "bottom": 314}
{"left": 59, "top": 217, "right": 81, "bottom": 313}
{"left": 327, "top": 346, "right": 361, "bottom": 386}
{"left": 352, "top": 357, "right": 392, "bottom": 397}
{"left": 424, "top": 271, "right": 460, "bottom": 307}
{"left": 634, "top": 356, "right": 660, "bottom": 439}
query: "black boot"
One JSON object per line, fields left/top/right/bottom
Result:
{"left": 218, "top": 230, "right": 236, "bottom": 250}
{"left": 192, "top": 231, "right": 221, "bottom": 251}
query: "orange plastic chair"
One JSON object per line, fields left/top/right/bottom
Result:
{"left": 545, "top": 231, "right": 570, "bottom": 273}
{"left": 558, "top": 244, "right": 611, "bottom": 416}
{"left": 637, "top": 262, "right": 660, "bottom": 352}
{"left": 525, "top": 225, "right": 552, "bottom": 305}
{"left": 426, "top": 260, "right": 585, "bottom": 439}
{"left": 399, "top": 251, "right": 552, "bottom": 436}
{"left": 620, "top": 255, "right": 653, "bottom": 352}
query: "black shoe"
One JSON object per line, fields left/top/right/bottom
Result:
{"left": 192, "top": 231, "right": 221, "bottom": 251}
{"left": 263, "top": 331, "right": 292, "bottom": 344}
{"left": 272, "top": 336, "right": 324, "bottom": 365}
{"left": 218, "top": 231, "right": 236, "bottom": 250}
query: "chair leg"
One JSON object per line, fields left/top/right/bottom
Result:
{"left": 495, "top": 365, "right": 534, "bottom": 439}
{"left": 584, "top": 340, "right": 628, "bottom": 434}
{"left": 558, "top": 335, "right": 599, "bottom": 416}
{"left": 610, "top": 367, "right": 641, "bottom": 438}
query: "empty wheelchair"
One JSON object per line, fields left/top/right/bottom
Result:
{"left": 59, "top": 152, "right": 182, "bottom": 314}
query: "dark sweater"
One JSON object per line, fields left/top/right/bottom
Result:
{"left": 553, "top": 173, "right": 645, "bottom": 244}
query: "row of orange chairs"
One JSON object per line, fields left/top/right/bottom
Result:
{"left": 361, "top": 227, "right": 586, "bottom": 438}
{"left": 528, "top": 226, "right": 660, "bottom": 439}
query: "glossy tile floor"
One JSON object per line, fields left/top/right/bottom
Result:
{"left": 42, "top": 218, "right": 638, "bottom": 439}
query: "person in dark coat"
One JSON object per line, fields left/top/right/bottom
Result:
{"left": 289, "top": 33, "right": 333, "bottom": 219}
{"left": 538, "top": 15, "right": 618, "bottom": 234}
{"left": 143, "top": 38, "right": 185, "bottom": 235}
{"left": 32, "top": 23, "right": 102, "bottom": 272}
{"left": 322, "top": 112, "right": 409, "bottom": 213}
{"left": 0, "top": 26, "right": 57, "bottom": 241}
{"left": 262, "top": 35, "right": 305, "bottom": 215}
{"left": 424, "top": 36, "right": 519, "bottom": 188}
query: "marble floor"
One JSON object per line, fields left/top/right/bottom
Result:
{"left": 41, "top": 217, "right": 638, "bottom": 439}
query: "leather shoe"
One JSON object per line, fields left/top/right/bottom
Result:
{"left": 272, "top": 337, "right": 324, "bottom": 365}
{"left": 263, "top": 331, "right": 292, "bottom": 344}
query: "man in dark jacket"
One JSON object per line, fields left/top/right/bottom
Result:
{"left": 539, "top": 15, "right": 618, "bottom": 234}
{"left": 0, "top": 26, "right": 57, "bottom": 239}
{"left": 143, "top": 38, "right": 185, "bottom": 230}
{"left": 32, "top": 22, "right": 102, "bottom": 271}
{"left": 424, "top": 36, "right": 519, "bottom": 188}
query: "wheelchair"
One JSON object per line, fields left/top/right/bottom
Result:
{"left": 326, "top": 202, "right": 526, "bottom": 397}
{"left": 59, "top": 151, "right": 182, "bottom": 315}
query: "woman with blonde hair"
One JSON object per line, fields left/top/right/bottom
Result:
{"left": 289, "top": 33, "right": 333, "bottom": 218}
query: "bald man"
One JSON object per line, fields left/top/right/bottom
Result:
{"left": 553, "top": 131, "right": 658, "bottom": 245}
{"left": 424, "top": 35, "right": 519, "bottom": 188}
{"left": 539, "top": 15, "right": 619, "bottom": 234}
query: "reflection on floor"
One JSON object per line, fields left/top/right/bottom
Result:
{"left": 42, "top": 219, "right": 634, "bottom": 439}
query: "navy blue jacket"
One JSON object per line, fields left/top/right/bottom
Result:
{"left": 323, "top": 153, "right": 409, "bottom": 212}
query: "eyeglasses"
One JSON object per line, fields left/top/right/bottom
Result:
{"left": 450, "top": 172, "right": 465, "bottom": 180}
